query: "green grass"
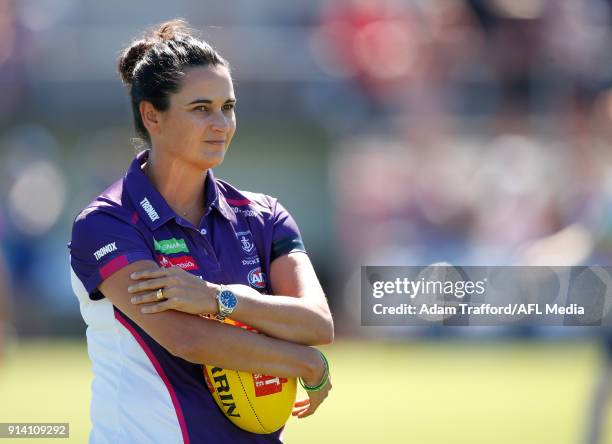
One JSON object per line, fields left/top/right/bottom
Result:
{"left": 0, "top": 341, "right": 92, "bottom": 443}
{"left": 0, "top": 340, "right": 609, "bottom": 443}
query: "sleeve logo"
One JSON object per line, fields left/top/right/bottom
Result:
{"left": 93, "top": 242, "right": 117, "bottom": 261}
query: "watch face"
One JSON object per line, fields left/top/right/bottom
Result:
{"left": 219, "top": 290, "right": 237, "bottom": 309}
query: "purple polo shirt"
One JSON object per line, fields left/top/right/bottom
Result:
{"left": 68, "top": 150, "right": 305, "bottom": 444}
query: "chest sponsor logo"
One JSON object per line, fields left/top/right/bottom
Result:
{"left": 140, "top": 197, "right": 160, "bottom": 222}
{"left": 154, "top": 237, "right": 189, "bottom": 254}
{"left": 241, "top": 256, "right": 260, "bottom": 266}
{"left": 156, "top": 254, "right": 199, "bottom": 271}
{"left": 253, "top": 374, "right": 289, "bottom": 397}
{"left": 247, "top": 267, "right": 266, "bottom": 289}
{"left": 236, "top": 230, "right": 256, "bottom": 255}
{"left": 93, "top": 242, "right": 117, "bottom": 261}
{"left": 157, "top": 255, "right": 171, "bottom": 268}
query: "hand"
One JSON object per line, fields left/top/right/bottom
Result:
{"left": 292, "top": 376, "right": 332, "bottom": 419}
{"left": 292, "top": 353, "right": 332, "bottom": 419}
{"left": 128, "top": 266, "right": 219, "bottom": 315}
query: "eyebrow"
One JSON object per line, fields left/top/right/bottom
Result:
{"left": 187, "top": 98, "right": 236, "bottom": 105}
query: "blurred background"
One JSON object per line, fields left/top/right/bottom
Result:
{"left": 0, "top": 0, "right": 612, "bottom": 442}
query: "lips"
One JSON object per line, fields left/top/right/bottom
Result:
{"left": 204, "top": 140, "right": 225, "bottom": 145}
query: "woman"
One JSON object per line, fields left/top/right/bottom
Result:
{"left": 68, "top": 19, "right": 333, "bottom": 444}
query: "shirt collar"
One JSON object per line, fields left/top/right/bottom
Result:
{"left": 124, "top": 150, "right": 174, "bottom": 230}
{"left": 206, "top": 169, "right": 234, "bottom": 221}
{"left": 125, "top": 150, "right": 233, "bottom": 229}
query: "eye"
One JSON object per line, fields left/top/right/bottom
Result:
{"left": 194, "top": 105, "right": 209, "bottom": 112}
{"left": 223, "top": 103, "right": 235, "bottom": 111}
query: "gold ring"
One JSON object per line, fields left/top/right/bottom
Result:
{"left": 156, "top": 288, "right": 165, "bottom": 301}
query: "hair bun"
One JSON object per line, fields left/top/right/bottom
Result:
{"left": 155, "top": 19, "right": 189, "bottom": 41}
{"left": 118, "top": 39, "right": 153, "bottom": 85}
{"left": 118, "top": 19, "right": 193, "bottom": 85}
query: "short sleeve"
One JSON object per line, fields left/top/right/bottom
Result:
{"left": 270, "top": 200, "right": 306, "bottom": 261}
{"left": 69, "top": 210, "right": 153, "bottom": 297}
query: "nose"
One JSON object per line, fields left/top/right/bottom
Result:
{"left": 211, "top": 112, "right": 230, "bottom": 133}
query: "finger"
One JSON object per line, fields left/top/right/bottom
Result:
{"left": 295, "top": 398, "right": 320, "bottom": 417}
{"left": 295, "top": 407, "right": 316, "bottom": 418}
{"left": 130, "top": 290, "right": 164, "bottom": 305}
{"left": 292, "top": 407, "right": 309, "bottom": 416}
{"left": 293, "top": 399, "right": 310, "bottom": 408}
{"left": 140, "top": 300, "right": 173, "bottom": 314}
{"left": 128, "top": 277, "right": 169, "bottom": 293}
{"left": 130, "top": 268, "right": 168, "bottom": 280}
{"left": 292, "top": 402, "right": 310, "bottom": 414}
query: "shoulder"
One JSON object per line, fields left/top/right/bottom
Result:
{"left": 215, "top": 178, "right": 304, "bottom": 251}
{"left": 69, "top": 178, "right": 152, "bottom": 274}
{"left": 69, "top": 178, "right": 153, "bottom": 295}
{"left": 214, "top": 177, "right": 306, "bottom": 259}
{"left": 71, "top": 178, "right": 142, "bottom": 244}
{"left": 73, "top": 178, "right": 136, "bottom": 228}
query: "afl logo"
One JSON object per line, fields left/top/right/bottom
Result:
{"left": 236, "top": 230, "right": 256, "bottom": 255}
{"left": 248, "top": 267, "right": 266, "bottom": 289}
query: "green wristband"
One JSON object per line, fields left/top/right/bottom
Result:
{"left": 299, "top": 350, "right": 330, "bottom": 392}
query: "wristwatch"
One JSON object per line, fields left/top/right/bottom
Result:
{"left": 215, "top": 285, "right": 237, "bottom": 321}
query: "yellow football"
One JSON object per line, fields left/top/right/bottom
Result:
{"left": 203, "top": 319, "right": 297, "bottom": 434}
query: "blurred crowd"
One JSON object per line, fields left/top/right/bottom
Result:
{"left": 322, "top": 0, "right": 612, "bottom": 267}
{"left": 1, "top": 0, "right": 612, "bottom": 338}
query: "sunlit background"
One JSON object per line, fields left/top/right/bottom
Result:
{"left": 1, "top": 0, "right": 612, "bottom": 443}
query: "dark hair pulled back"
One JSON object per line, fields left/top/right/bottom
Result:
{"left": 118, "top": 19, "right": 228, "bottom": 144}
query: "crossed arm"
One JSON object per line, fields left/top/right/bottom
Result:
{"left": 127, "top": 252, "right": 333, "bottom": 345}
{"left": 98, "top": 252, "right": 333, "bottom": 417}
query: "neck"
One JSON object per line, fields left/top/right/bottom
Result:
{"left": 143, "top": 149, "right": 207, "bottom": 222}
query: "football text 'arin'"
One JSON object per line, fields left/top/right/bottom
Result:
{"left": 211, "top": 367, "right": 241, "bottom": 418}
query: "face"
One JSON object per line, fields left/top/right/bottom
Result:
{"left": 152, "top": 65, "right": 236, "bottom": 169}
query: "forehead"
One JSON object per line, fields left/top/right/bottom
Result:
{"left": 175, "top": 65, "right": 234, "bottom": 102}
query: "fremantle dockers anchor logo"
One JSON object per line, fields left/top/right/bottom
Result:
{"left": 236, "top": 230, "right": 256, "bottom": 254}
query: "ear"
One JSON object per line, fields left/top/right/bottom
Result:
{"left": 139, "top": 101, "right": 162, "bottom": 136}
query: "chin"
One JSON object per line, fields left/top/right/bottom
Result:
{"left": 196, "top": 153, "right": 225, "bottom": 170}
